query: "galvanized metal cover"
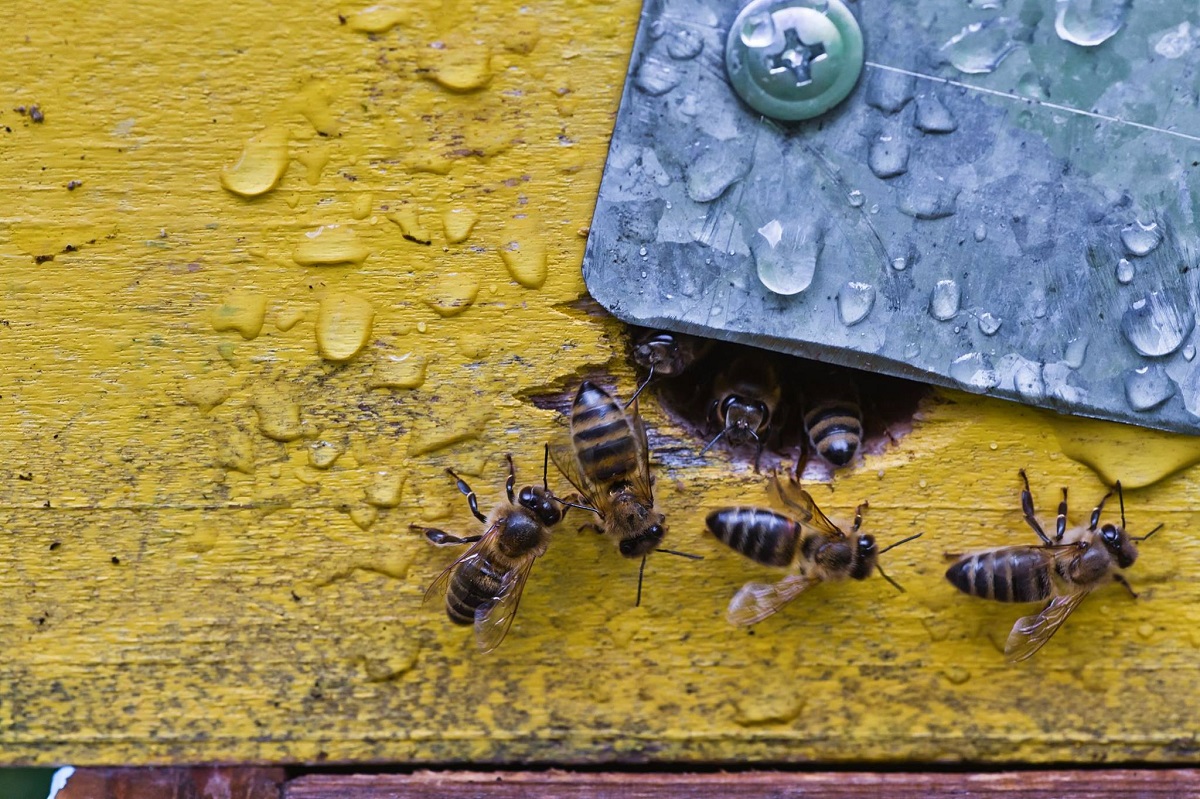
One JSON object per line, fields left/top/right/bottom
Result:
{"left": 584, "top": 0, "right": 1200, "bottom": 434}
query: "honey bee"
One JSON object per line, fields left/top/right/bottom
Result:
{"left": 945, "top": 470, "right": 1161, "bottom": 662}
{"left": 702, "top": 350, "right": 783, "bottom": 468}
{"left": 802, "top": 369, "right": 863, "bottom": 468}
{"left": 551, "top": 380, "right": 692, "bottom": 604}
{"left": 628, "top": 329, "right": 714, "bottom": 404}
{"left": 707, "top": 471, "right": 922, "bottom": 625}
{"left": 414, "top": 446, "right": 565, "bottom": 653}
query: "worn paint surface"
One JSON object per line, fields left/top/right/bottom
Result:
{"left": 1, "top": 0, "right": 1199, "bottom": 767}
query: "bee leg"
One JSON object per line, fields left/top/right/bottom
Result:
{"left": 446, "top": 468, "right": 488, "bottom": 524}
{"left": 1113, "top": 573, "right": 1139, "bottom": 599}
{"left": 1056, "top": 487, "right": 1068, "bottom": 542}
{"left": 411, "top": 524, "right": 483, "bottom": 546}
{"left": 504, "top": 454, "right": 517, "bottom": 504}
{"left": 1089, "top": 488, "right": 1114, "bottom": 532}
{"left": 851, "top": 501, "right": 868, "bottom": 533}
{"left": 1018, "top": 469, "right": 1053, "bottom": 545}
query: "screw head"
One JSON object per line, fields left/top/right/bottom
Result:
{"left": 725, "top": 0, "right": 864, "bottom": 122}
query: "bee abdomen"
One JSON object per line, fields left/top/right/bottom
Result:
{"left": 945, "top": 549, "right": 1052, "bottom": 603}
{"left": 446, "top": 557, "right": 503, "bottom": 624}
{"left": 706, "top": 507, "right": 799, "bottom": 568}
{"left": 572, "top": 384, "right": 639, "bottom": 485}
{"left": 805, "top": 401, "right": 863, "bottom": 467}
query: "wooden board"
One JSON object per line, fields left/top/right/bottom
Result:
{"left": 3, "top": 0, "right": 1200, "bottom": 767}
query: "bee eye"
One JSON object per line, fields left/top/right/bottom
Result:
{"left": 858, "top": 534, "right": 875, "bottom": 551}
{"left": 1101, "top": 524, "right": 1119, "bottom": 544}
{"left": 518, "top": 487, "right": 535, "bottom": 504}
{"left": 649, "top": 524, "right": 664, "bottom": 538}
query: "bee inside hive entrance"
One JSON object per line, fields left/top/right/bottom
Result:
{"left": 625, "top": 326, "right": 935, "bottom": 480}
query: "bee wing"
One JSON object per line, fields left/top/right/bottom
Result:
{"left": 1004, "top": 588, "right": 1092, "bottom": 662}
{"left": 769, "top": 474, "right": 841, "bottom": 536}
{"left": 422, "top": 521, "right": 503, "bottom": 605}
{"left": 549, "top": 441, "right": 601, "bottom": 511}
{"left": 628, "top": 397, "right": 656, "bottom": 504}
{"left": 726, "top": 573, "right": 813, "bottom": 627}
{"left": 474, "top": 553, "right": 538, "bottom": 654}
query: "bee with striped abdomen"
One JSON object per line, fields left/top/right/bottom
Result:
{"left": 802, "top": 368, "right": 863, "bottom": 468}
{"left": 707, "top": 471, "right": 921, "bottom": 625}
{"left": 628, "top": 328, "right": 713, "bottom": 404}
{"left": 702, "top": 350, "right": 783, "bottom": 469}
{"left": 415, "top": 446, "right": 564, "bottom": 653}
{"left": 945, "top": 470, "right": 1161, "bottom": 662}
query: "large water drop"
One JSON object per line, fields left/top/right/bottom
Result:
{"left": 929, "top": 279, "right": 961, "bottom": 320}
{"left": 837, "top": 282, "right": 876, "bottom": 326}
{"left": 978, "top": 312, "right": 1002, "bottom": 335}
{"left": 950, "top": 352, "right": 1000, "bottom": 389}
{"left": 1124, "top": 365, "right": 1174, "bottom": 411}
{"left": 1120, "top": 290, "right": 1194, "bottom": 357}
{"left": 1121, "top": 221, "right": 1162, "bottom": 257}
{"left": 1054, "top": 0, "right": 1131, "bottom": 47}
{"left": 634, "top": 57, "right": 682, "bottom": 95}
{"left": 868, "top": 130, "right": 909, "bottom": 179}
{"left": 316, "top": 294, "right": 375, "bottom": 362}
{"left": 941, "top": 20, "right": 1020, "bottom": 74}
{"left": 1116, "top": 257, "right": 1135, "bottom": 284}
{"left": 740, "top": 12, "right": 777, "bottom": 48}
{"left": 667, "top": 29, "right": 703, "bottom": 60}
{"left": 914, "top": 93, "right": 957, "bottom": 134}
{"left": 220, "top": 126, "right": 289, "bottom": 197}
{"left": 754, "top": 218, "right": 824, "bottom": 296}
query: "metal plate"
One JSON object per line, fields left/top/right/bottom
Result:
{"left": 584, "top": 0, "right": 1200, "bottom": 434}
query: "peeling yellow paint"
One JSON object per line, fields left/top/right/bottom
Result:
{"left": 2, "top": 0, "right": 1200, "bottom": 769}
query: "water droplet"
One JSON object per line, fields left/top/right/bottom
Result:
{"left": 1013, "top": 359, "right": 1046, "bottom": 400}
{"left": 847, "top": 190, "right": 865, "bottom": 208}
{"left": 350, "top": 505, "right": 378, "bottom": 531}
{"left": 296, "top": 144, "right": 331, "bottom": 185}
{"left": 869, "top": 203, "right": 879, "bottom": 214}
{"left": 941, "top": 19, "right": 1020, "bottom": 74}
{"left": 216, "top": 427, "right": 255, "bottom": 473}
{"left": 1044, "top": 362, "right": 1086, "bottom": 404}
{"left": 1121, "top": 221, "right": 1162, "bottom": 257}
{"left": 352, "top": 191, "right": 374, "bottom": 220}
{"left": 1120, "top": 290, "right": 1194, "bottom": 357}
{"left": 868, "top": 130, "right": 909, "bottom": 179}
{"left": 364, "top": 470, "right": 405, "bottom": 508}
{"left": 425, "top": 271, "right": 480, "bottom": 317}
{"left": 740, "top": 12, "right": 777, "bottom": 48}
{"left": 220, "top": 126, "right": 289, "bottom": 197}
{"left": 929, "top": 279, "right": 962, "bottom": 321}
{"left": 211, "top": 291, "right": 267, "bottom": 340}
{"left": 1186, "top": 345, "right": 1197, "bottom": 362}
{"left": 1054, "top": 0, "right": 1131, "bottom": 47}
{"left": 914, "top": 93, "right": 957, "bottom": 133}
{"left": 1053, "top": 413, "right": 1200, "bottom": 487}
{"left": 974, "top": 223, "right": 987, "bottom": 242}
{"left": 499, "top": 220, "right": 548, "bottom": 288}
{"left": 1124, "top": 365, "right": 1174, "bottom": 411}
{"left": 837, "top": 282, "right": 876, "bottom": 326}
{"left": 419, "top": 41, "right": 492, "bottom": 92}
{"left": 316, "top": 293, "right": 375, "bottom": 362}
{"left": 634, "top": 56, "right": 681, "bottom": 96}
{"left": 666, "top": 28, "right": 703, "bottom": 60}
{"left": 904, "top": 341, "right": 921, "bottom": 359}
{"left": 686, "top": 149, "right": 752, "bottom": 203}
{"left": 369, "top": 353, "right": 427, "bottom": 390}
{"left": 182, "top": 380, "right": 230, "bottom": 413}
{"left": 309, "top": 441, "right": 342, "bottom": 470}
{"left": 293, "top": 225, "right": 370, "bottom": 267}
{"left": 900, "top": 176, "right": 959, "bottom": 220}
{"left": 977, "top": 312, "right": 1002, "bottom": 335}
{"left": 345, "top": 5, "right": 409, "bottom": 33}
{"left": 891, "top": 256, "right": 907, "bottom": 271}
{"left": 253, "top": 390, "right": 304, "bottom": 442}
{"left": 442, "top": 208, "right": 479, "bottom": 244}
{"left": 649, "top": 19, "right": 667, "bottom": 39}
{"left": 387, "top": 208, "right": 431, "bottom": 245}
{"left": 1154, "top": 21, "right": 1194, "bottom": 59}
{"left": 292, "top": 81, "right": 341, "bottom": 136}
{"left": 639, "top": 246, "right": 648, "bottom": 257}
{"left": 940, "top": 666, "right": 971, "bottom": 685}
{"left": 865, "top": 69, "right": 915, "bottom": 114}
{"left": 754, "top": 218, "right": 824, "bottom": 296}
{"left": 416, "top": 321, "right": 428, "bottom": 334}
{"left": 950, "top": 352, "right": 999, "bottom": 389}
{"left": 1116, "top": 258, "right": 1135, "bottom": 284}
{"left": 1064, "top": 335, "right": 1089, "bottom": 369}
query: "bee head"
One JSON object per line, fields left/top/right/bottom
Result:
{"left": 634, "top": 337, "right": 678, "bottom": 373}
{"left": 619, "top": 519, "right": 666, "bottom": 558}
{"left": 518, "top": 485, "right": 563, "bottom": 526}
{"left": 1099, "top": 523, "right": 1138, "bottom": 569}
{"left": 720, "top": 396, "right": 769, "bottom": 444}
{"left": 849, "top": 533, "right": 877, "bottom": 580}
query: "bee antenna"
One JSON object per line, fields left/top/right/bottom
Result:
{"left": 878, "top": 531, "right": 923, "bottom": 556}
{"left": 635, "top": 554, "right": 647, "bottom": 607}
{"left": 876, "top": 563, "right": 906, "bottom": 593}
{"left": 1132, "top": 523, "right": 1163, "bottom": 542}
{"left": 541, "top": 443, "right": 550, "bottom": 492}
{"left": 626, "top": 364, "right": 654, "bottom": 409}
{"left": 699, "top": 428, "right": 726, "bottom": 456}
{"left": 656, "top": 548, "right": 704, "bottom": 560}
{"left": 1117, "top": 480, "right": 1126, "bottom": 530}
{"left": 552, "top": 497, "right": 601, "bottom": 515}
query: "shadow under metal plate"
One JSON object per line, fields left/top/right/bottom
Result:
{"left": 583, "top": 0, "right": 1200, "bottom": 434}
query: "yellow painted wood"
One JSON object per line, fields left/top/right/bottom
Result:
{"left": 2, "top": 0, "right": 1199, "bottom": 766}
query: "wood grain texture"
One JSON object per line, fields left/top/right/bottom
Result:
{"left": 285, "top": 770, "right": 1200, "bottom": 799}
{"left": 2, "top": 0, "right": 1200, "bottom": 768}
{"left": 59, "top": 767, "right": 283, "bottom": 799}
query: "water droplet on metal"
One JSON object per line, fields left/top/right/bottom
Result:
{"left": 1154, "top": 21, "right": 1194, "bottom": 59}
{"left": 739, "top": 11, "right": 777, "bottom": 48}
{"left": 929, "top": 279, "right": 961, "bottom": 320}
{"left": 940, "top": 19, "right": 1020, "bottom": 74}
{"left": 1121, "top": 221, "right": 1162, "bottom": 257}
{"left": 1115, "top": 257, "right": 1135, "bottom": 284}
{"left": 973, "top": 223, "right": 987, "bottom": 242}
{"left": 1120, "top": 290, "right": 1194, "bottom": 357}
{"left": 903, "top": 341, "right": 921, "bottom": 359}
{"left": 865, "top": 68, "right": 914, "bottom": 114}
{"left": 868, "top": 127, "right": 909, "bottom": 179}
{"left": 837, "top": 281, "right": 875, "bottom": 326}
{"left": 891, "top": 256, "right": 907, "bottom": 271}
{"left": 1013, "top": 360, "right": 1045, "bottom": 400}
{"left": 754, "top": 218, "right": 824, "bottom": 296}
{"left": 977, "top": 312, "right": 1002, "bottom": 335}
{"left": 914, "top": 93, "right": 957, "bottom": 134}
{"left": 1054, "top": 0, "right": 1131, "bottom": 47}
{"left": 900, "top": 175, "right": 959, "bottom": 220}
{"left": 847, "top": 189, "right": 865, "bottom": 207}
{"left": 639, "top": 245, "right": 648, "bottom": 257}
{"left": 950, "top": 352, "right": 999, "bottom": 389}
{"left": 634, "top": 57, "right": 681, "bottom": 96}
{"left": 1186, "top": 345, "right": 1197, "bottom": 362}
{"left": 687, "top": 148, "right": 753, "bottom": 202}
{"left": 1124, "top": 365, "right": 1174, "bottom": 411}
{"left": 667, "top": 28, "right": 703, "bottom": 60}
{"left": 1064, "top": 335, "right": 1088, "bottom": 369}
